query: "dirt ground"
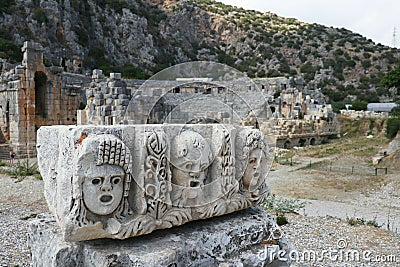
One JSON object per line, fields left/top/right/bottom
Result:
{"left": 0, "top": 135, "right": 399, "bottom": 266}
{"left": 267, "top": 136, "right": 400, "bottom": 233}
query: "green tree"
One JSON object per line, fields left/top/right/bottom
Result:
{"left": 331, "top": 102, "right": 345, "bottom": 113}
{"left": 351, "top": 100, "right": 368, "bottom": 111}
{"left": 0, "top": 0, "right": 15, "bottom": 14}
{"left": 380, "top": 65, "right": 400, "bottom": 91}
{"left": 121, "top": 63, "right": 150, "bottom": 79}
{"left": 391, "top": 102, "right": 400, "bottom": 117}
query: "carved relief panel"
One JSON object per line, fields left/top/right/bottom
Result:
{"left": 37, "top": 124, "right": 274, "bottom": 241}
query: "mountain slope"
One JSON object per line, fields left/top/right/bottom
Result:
{"left": 0, "top": 0, "right": 399, "bottom": 103}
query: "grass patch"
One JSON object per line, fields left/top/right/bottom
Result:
{"left": 347, "top": 216, "right": 381, "bottom": 228}
{"left": 325, "top": 147, "right": 341, "bottom": 155}
{"left": 295, "top": 136, "right": 387, "bottom": 158}
{"left": 34, "top": 173, "right": 42, "bottom": 180}
{"left": 1, "top": 159, "right": 40, "bottom": 179}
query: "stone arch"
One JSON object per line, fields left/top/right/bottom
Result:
{"left": 299, "top": 138, "right": 307, "bottom": 147}
{"left": 187, "top": 117, "right": 221, "bottom": 124}
{"left": 284, "top": 140, "right": 291, "bottom": 149}
{"left": 34, "top": 71, "right": 48, "bottom": 118}
{"left": 310, "top": 138, "right": 316, "bottom": 146}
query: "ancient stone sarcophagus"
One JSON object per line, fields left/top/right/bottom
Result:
{"left": 37, "top": 124, "right": 274, "bottom": 241}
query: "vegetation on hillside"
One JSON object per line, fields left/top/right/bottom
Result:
{"left": 0, "top": 29, "right": 22, "bottom": 63}
{"left": 387, "top": 118, "right": 400, "bottom": 139}
{"left": 380, "top": 64, "right": 400, "bottom": 89}
{"left": 0, "top": 0, "right": 399, "bottom": 95}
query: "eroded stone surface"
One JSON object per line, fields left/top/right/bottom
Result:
{"left": 36, "top": 124, "right": 275, "bottom": 241}
{"left": 29, "top": 207, "right": 292, "bottom": 267}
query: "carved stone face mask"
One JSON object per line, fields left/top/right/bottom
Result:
{"left": 172, "top": 157, "right": 209, "bottom": 188}
{"left": 171, "top": 131, "right": 212, "bottom": 189}
{"left": 242, "top": 148, "right": 267, "bottom": 190}
{"left": 82, "top": 164, "right": 125, "bottom": 215}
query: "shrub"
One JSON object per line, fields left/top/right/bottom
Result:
{"left": 347, "top": 217, "right": 381, "bottom": 228}
{"left": 32, "top": 7, "right": 48, "bottom": 24}
{"left": 351, "top": 100, "right": 368, "bottom": 111}
{"left": 366, "top": 219, "right": 380, "bottom": 228}
{"left": 3, "top": 159, "right": 40, "bottom": 178}
{"left": 263, "top": 195, "right": 308, "bottom": 225}
{"left": 121, "top": 63, "right": 150, "bottom": 80}
{"left": 386, "top": 118, "right": 400, "bottom": 139}
{"left": 34, "top": 173, "right": 42, "bottom": 180}
{"left": 0, "top": 37, "right": 23, "bottom": 62}
{"left": 0, "top": 0, "right": 15, "bottom": 14}
{"left": 262, "top": 195, "right": 308, "bottom": 214}
{"left": 331, "top": 102, "right": 345, "bottom": 113}
{"left": 276, "top": 215, "right": 288, "bottom": 226}
{"left": 347, "top": 217, "right": 364, "bottom": 226}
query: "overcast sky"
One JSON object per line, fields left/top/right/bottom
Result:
{"left": 218, "top": 0, "right": 400, "bottom": 48}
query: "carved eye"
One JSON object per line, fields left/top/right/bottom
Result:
{"left": 184, "top": 162, "right": 192, "bottom": 170}
{"left": 92, "top": 178, "right": 102, "bottom": 185}
{"left": 248, "top": 157, "right": 257, "bottom": 164}
{"left": 112, "top": 176, "right": 122, "bottom": 185}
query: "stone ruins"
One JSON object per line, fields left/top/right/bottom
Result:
{"left": 0, "top": 41, "right": 340, "bottom": 157}
{"left": 0, "top": 42, "right": 85, "bottom": 156}
{"left": 36, "top": 124, "right": 274, "bottom": 241}
{"left": 30, "top": 124, "right": 293, "bottom": 266}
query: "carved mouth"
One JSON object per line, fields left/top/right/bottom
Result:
{"left": 189, "top": 181, "right": 200, "bottom": 187}
{"left": 99, "top": 195, "right": 113, "bottom": 204}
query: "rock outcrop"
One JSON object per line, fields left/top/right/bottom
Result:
{"left": 373, "top": 131, "right": 400, "bottom": 170}
{"left": 0, "top": 0, "right": 399, "bottom": 99}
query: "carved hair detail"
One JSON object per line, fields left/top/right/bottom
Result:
{"left": 243, "top": 129, "right": 266, "bottom": 160}
{"left": 97, "top": 136, "right": 132, "bottom": 199}
{"left": 69, "top": 134, "right": 133, "bottom": 227}
{"left": 236, "top": 128, "right": 268, "bottom": 181}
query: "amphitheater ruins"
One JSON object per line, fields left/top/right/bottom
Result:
{"left": 0, "top": 41, "right": 340, "bottom": 156}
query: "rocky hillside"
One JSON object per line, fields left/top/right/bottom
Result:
{"left": 1, "top": 0, "right": 399, "bottom": 103}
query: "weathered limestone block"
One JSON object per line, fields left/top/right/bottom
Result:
{"left": 37, "top": 124, "right": 274, "bottom": 242}
{"left": 92, "top": 69, "right": 104, "bottom": 79}
{"left": 94, "top": 93, "right": 104, "bottom": 99}
{"left": 110, "top": 73, "right": 121, "bottom": 80}
{"left": 29, "top": 207, "right": 292, "bottom": 267}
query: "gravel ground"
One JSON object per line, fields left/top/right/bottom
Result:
{"left": 281, "top": 213, "right": 400, "bottom": 267}
{"left": 0, "top": 170, "right": 399, "bottom": 266}
{"left": 266, "top": 148, "right": 400, "bottom": 267}
{"left": 0, "top": 174, "right": 47, "bottom": 267}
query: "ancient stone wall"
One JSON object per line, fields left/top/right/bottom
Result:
{"left": 0, "top": 41, "right": 85, "bottom": 156}
{"left": 340, "top": 109, "right": 389, "bottom": 119}
{"left": 78, "top": 71, "right": 131, "bottom": 125}
{"left": 263, "top": 118, "right": 340, "bottom": 149}
{"left": 124, "top": 80, "right": 273, "bottom": 125}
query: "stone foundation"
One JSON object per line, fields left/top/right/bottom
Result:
{"left": 29, "top": 207, "right": 292, "bottom": 267}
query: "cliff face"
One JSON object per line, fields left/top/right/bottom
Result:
{"left": 1, "top": 0, "right": 228, "bottom": 72}
{"left": 0, "top": 0, "right": 399, "bottom": 100}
